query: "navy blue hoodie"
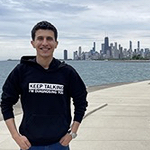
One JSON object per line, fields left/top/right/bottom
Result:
{"left": 1, "top": 56, "right": 88, "bottom": 146}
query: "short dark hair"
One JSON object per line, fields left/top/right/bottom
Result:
{"left": 31, "top": 21, "right": 58, "bottom": 41}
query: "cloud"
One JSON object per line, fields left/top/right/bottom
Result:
{"left": 0, "top": 0, "right": 150, "bottom": 59}
{"left": 26, "top": 1, "right": 89, "bottom": 14}
{"left": 0, "top": 0, "right": 90, "bottom": 38}
{"left": 0, "top": 0, "right": 89, "bottom": 17}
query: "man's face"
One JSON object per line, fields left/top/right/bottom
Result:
{"left": 31, "top": 29, "right": 58, "bottom": 59}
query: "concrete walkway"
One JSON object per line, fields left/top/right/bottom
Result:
{"left": 1, "top": 80, "right": 150, "bottom": 150}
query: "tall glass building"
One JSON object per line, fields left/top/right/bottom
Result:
{"left": 64, "top": 49, "right": 68, "bottom": 60}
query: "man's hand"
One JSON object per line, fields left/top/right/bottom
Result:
{"left": 60, "top": 121, "right": 80, "bottom": 146}
{"left": 13, "top": 134, "right": 31, "bottom": 150}
{"left": 59, "top": 133, "right": 72, "bottom": 146}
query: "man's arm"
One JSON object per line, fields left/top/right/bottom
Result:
{"left": 5, "top": 118, "right": 31, "bottom": 150}
{"left": 60, "top": 67, "right": 88, "bottom": 146}
{"left": 59, "top": 121, "right": 80, "bottom": 146}
{"left": 70, "top": 121, "right": 80, "bottom": 133}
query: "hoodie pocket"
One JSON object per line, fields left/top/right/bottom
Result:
{"left": 25, "top": 114, "right": 69, "bottom": 141}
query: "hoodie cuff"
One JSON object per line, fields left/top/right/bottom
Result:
{"left": 73, "top": 115, "right": 84, "bottom": 123}
{"left": 2, "top": 112, "right": 14, "bottom": 121}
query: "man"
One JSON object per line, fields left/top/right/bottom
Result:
{"left": 1, "top": 21, "right": 88, "bottom": 150}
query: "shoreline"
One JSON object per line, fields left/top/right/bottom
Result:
{"left": 66, "top": 59, "right": 150, "bottom": 63}
{"left": 0, "top": 81, "right": 145, "bottom": 121}
{"left": 87, "top": 81, "right": 134, "bottom": 92}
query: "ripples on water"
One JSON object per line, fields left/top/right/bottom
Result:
{"left": 0, "top": 60, "right": 150, "bottom": 94}
{"left": 66, "top": 60, "right": 150, "bottom": 86}
{"left": 0, "top": 61, "right": 19, "bottom": 93}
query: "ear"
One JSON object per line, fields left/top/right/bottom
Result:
{"left": 55, "top": 41, "right": 58, "bottom": 48}
{"left": 31, "top": 41, "right": 35, "bottom": 48}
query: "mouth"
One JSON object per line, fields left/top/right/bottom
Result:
{"left": 40, "top": 47, "right": 50, "bottom": 52}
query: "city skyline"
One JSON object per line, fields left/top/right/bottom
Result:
{"left": 0, "top": 0, "right": 150, "bottom": 60}
{"left": 70, "top": 36, "right": 150, "bottom": 60}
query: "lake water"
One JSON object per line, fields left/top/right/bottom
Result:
{"left": 66, "top": 60, "right": 150, "bottom": 86}
{"left": 0, "top": 60, "right": 150, "bottom": 94}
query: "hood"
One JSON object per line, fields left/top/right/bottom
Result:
{"left": 20, "top": 56, "right": 66, "bottom": 72}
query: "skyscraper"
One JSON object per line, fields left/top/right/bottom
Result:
{"left": 64, "top": 49, "right": 68, "bottom": 60}
{"left": 129, "top": 41, "right": 132, "bottom": 51}
{"left": 101, "top": 43, "right": 105, "bottom": 53}
{"left": 137, "top": 41, "right": 140, "bottom": 52}
{"left": 93, "top": 42, "right": 96, "bottom": 51}
{"left": 104, "top": 37, "right": 109, "bottom": 54}
{"left": 78, "top": 46, "right": 82, "bottom": 58}
{"left": 114, "top": 42, "right": 117, "bottom": 50}
{"left": 73, "top": 51, "right": 78, "bottom": 60}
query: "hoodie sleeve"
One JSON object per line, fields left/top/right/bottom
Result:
{"left": 1, "top": 65, "right": 21, "bottom": 120}
{"left": 69, "top": 67, "right": 88, "bottom": 123}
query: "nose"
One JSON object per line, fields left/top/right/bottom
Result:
{"left": 42, "top": 38, "right": 48, "bottom": 45}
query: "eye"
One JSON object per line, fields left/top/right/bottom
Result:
{"left": 37, "top": 36, "right": 43, "bottom": 41}
{"left": 47, "top": 37, "right": 53, "bottom": 41}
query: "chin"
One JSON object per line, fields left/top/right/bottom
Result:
{"left": 40, "top": 54, "right": 53, "bottom": 58}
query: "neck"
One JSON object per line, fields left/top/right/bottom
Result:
{"left": 36, "top": 56, "right": 53, "bottom": 69}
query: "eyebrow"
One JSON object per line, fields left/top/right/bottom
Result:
{"left": 36, "top": 36, "right": 54, "bottom": 40}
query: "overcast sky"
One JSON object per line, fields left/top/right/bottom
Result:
{"left": 0, "top": 0, "right": 150, "bottom": 60}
